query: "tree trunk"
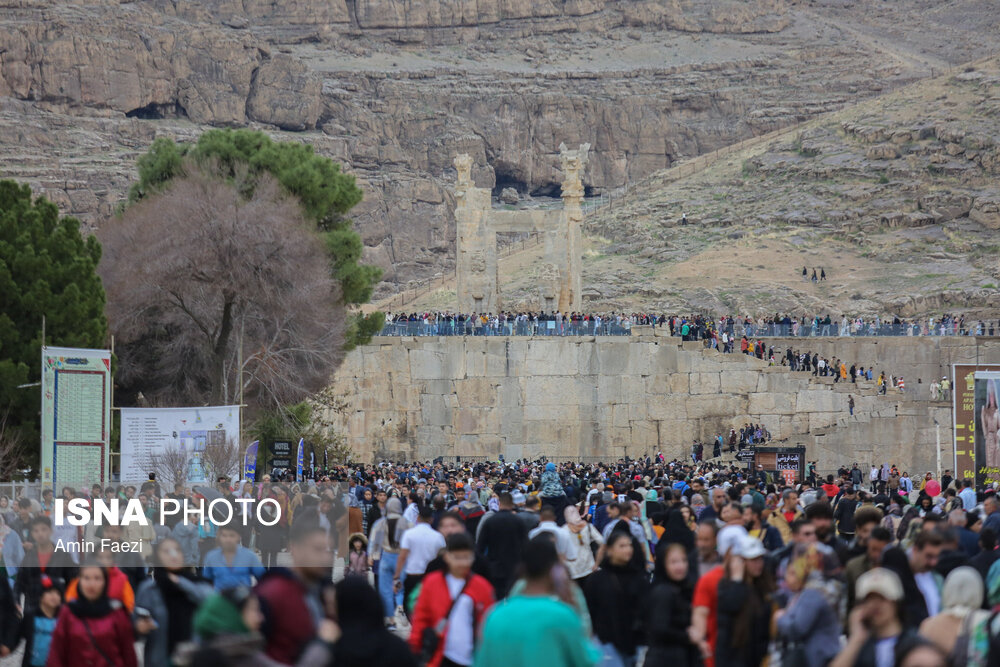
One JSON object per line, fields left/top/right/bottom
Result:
{"left": 211, "top": 295, "right": 235, "bottom": 405}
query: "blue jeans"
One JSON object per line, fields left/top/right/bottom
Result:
{"left": 378, "top": 552, "right": 403, "bottom": 618}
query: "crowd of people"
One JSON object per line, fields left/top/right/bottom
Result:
{"left": 380, "top": 311, "right": 999, "bottom": 339}
{"left": 2, "top": 456, "right": 1000, "bottom": 666}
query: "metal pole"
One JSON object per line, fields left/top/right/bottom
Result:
{"left": 936, "top": 422, "right": 941, "bottom": 483}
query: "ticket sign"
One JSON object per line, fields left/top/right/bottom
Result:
{"left": 40, "top": 346, "right": 112, "bottom": 491}
{"left": 953, "top": 364, "right": 1000, "bottom": 486}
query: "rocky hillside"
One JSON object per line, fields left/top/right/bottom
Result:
{"left": 574, "top": 57, "right": 1000, "bottom": 318}
{"left": 1, "top": 0, "right": 999, "bottom": 299}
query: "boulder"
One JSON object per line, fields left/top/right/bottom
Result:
{"left": 499, "top": 187, "right": 520, "bottom": 204}
{"left": 246, "top": 55, "right": 323, "bottom": 131}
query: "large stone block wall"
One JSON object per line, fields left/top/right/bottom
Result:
{"left": 322, "top": 328, "right": 1000, "bottom": 473}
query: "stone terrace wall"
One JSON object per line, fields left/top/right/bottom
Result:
{"left": 322, "top": 328, "right": 1000, "bottom": 472}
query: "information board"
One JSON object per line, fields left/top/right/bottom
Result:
{"left": 119, "top": 406, "right": 240, "bottom": 484}
{"left": 953, "top": 364, "right": 1000, "bottom": 485}
{"left": 40, "top": 346, "right": 112, "bottom": 491}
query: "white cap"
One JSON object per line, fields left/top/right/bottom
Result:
{"left": 737, "top": 535, "right": 766, "bottom": 559}
{"left": 856, "top": 567, "right": 904, "bottom": 602}
{"left": 717, "top": 525, "right": 749, "bottom": 556}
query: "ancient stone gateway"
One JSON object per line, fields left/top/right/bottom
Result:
{"left": 454, "top": 143, "right": 589, "bottom": 313}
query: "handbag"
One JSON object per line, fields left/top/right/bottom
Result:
{"left": 419, "top": 577, "right": 471, "bottom": 666}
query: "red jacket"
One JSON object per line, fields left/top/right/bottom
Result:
{"left": 408, "top": 571, "right": 494, "bottom": 667}
{"left": 46, "top": 603, "right": 137, "bottom": 667}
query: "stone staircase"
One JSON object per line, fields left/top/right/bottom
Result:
{"left": 667, "top": 334, "right": 950, "bottom": 475}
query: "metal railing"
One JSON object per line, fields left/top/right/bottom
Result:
{"left": 378, "top": 320, "right": 633, "bottom": 337}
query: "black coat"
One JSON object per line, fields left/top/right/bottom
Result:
{"left": 475, "top": 510, "right": 528, "bottom": 598}
{"left": 0, "top": 573, "right": 18, "bottom": 651}
{"left": 585, "top": 563, "right": 649, "bottom": 657}
{"left": 642, "top": 580, "right": 700, "bottom": 667}
{"left": 715, "top": 579, "right": 770, "bottom": 667}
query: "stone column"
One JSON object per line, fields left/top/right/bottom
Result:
{"left": 454, "top": 154, "right": 498, "bottom": 314}
{"left": 558, "top": 143, "right": 589, "bottom": 312}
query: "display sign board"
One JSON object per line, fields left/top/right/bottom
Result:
{"left": 40, "top": 346, "right": 112, "bottom": 491}
{"left": 953, "top": 364, "right": 1000, "bottom": 486}
{"left": 736, "top": 449, "right": 756, "bottom": 463}
{"left": 120, "top": 405, "right": 240, "bottom": 484}
{"left": 269, "top": 440, "right": 292, "bottom": 471}
{"left": 752, "top": 446, "right": 805, "bottom": 484}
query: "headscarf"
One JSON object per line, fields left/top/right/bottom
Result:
{"left": 194, "top": 591, "right": 250, "bottom": 640}
{"left": 942, "top": 566, "right": 984, "bottom": 617}
{"left": 661, "top": 509, "right": 694, "bottom": 552}
{"left": 68, "top": 567, "right": 114, "bottom": 618}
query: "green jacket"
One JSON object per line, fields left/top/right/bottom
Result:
{"left": 474, "top": 594, "right": 600, "bottom": 667}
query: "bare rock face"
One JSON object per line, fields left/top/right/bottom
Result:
{"left": 623, "top": 0, "right": 789, "bottom": 33}
{"left": 247, "top": 55, "right": 322, "bottom": 130}
{"left": 0, "top": 2, "right": 261, "bottom": 124}
{"left": 971, "top": 195, "right": 1000, "bottom": 229}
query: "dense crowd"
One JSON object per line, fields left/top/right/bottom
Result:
{"left": 380, "top": 311, "right": 999, "bottom": 339}
{"left": 3, "top": 456, "right": 1000, "bottom": 667}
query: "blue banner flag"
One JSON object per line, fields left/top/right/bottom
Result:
{"left": 243, "top": 440, "right": 258, "bottom": 482}
{"left": 296, "top": 438, "right": 304, "bottom": 482}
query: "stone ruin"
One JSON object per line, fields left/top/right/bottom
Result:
{"left": 453, "top": 143, "right": 589, "bottom": 314}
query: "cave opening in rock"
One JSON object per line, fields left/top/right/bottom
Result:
{"left": 125, "top": 102, "right": 187, "bottom": 120}
{"left": 491, "top": 160, "right": 529, "bottom": 197}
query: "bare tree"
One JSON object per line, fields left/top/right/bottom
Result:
{"left": 148, "top": 446, "right": 188, "bottom": 490}
{"left": 0, "top": 410, "right": 24, "bottom": 481}
{"left": 99, "top": 164, "right": 346, "bottom": 412}
{"left": 201, "top": 436, "right": 242, "bottom": 482}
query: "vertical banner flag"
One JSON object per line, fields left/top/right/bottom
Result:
{"left": 309, "top": 443, "right": 315, "bottom": 475}
{"left": 323, "top": 448, "right": 328, "bottom": 472}
{"left": 296, "top": 438, "right": 304, "bottom": 482}
{"left": 41, "top": 346, "right": 112, "bottom": 491}
{"left": 244, "top": 440, "right": 259, "bottom": 483}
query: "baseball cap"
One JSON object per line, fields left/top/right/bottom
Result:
{"left": 717, "top": 525, "right": 749, "bottom": 556}
{"left": 512, "top": 491, "right": 526, "bottom": 505}
{"left": 737, "top": 536, "right": 766, "bottom": 559}
{"left": 856, "top": 567, "right": 904, "bottom": 602}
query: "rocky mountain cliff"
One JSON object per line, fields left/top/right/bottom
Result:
{"left": 1, "top": 0, "right": 998, "bottom": 299}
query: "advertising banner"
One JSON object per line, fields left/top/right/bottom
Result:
{"left": 974, "top": 372, "right": 1000, "bottom": 489}
{"left": 244, "top": 440, "right": 259, "bottom": 483}
{"left": 296, "top": 438, "right": 304, "bottom": 482}
{"left": 40, "top": 346, "right": 112, "bottom": 491}
{"left": 953, "top": 364, "right": 1000, "bottom": 485}
{"left": 120, "top": 405, "right": 240, "bottom": 484}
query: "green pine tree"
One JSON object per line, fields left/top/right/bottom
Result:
{"left": 0, "top": 180, "right": 107, "bottom": 473}
{"left": 127, "top": 130, "right": 384, "bottom": 348}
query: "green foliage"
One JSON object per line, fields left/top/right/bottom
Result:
{"left": 128, "top": 129, "right": 383, "bottom": 346}
{"left": 343, "top": 311, "right": 386, "bottom": 352}
{"left": 0, "top": 180, "right": 107, "bottom": 473}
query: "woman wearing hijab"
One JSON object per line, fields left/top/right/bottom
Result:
{"left": 46, "top": 564, "right": 137, "bottom": 667}
{"left": 661, "top": 510, "right": 695, "bottom": 555}
{"left": 584, "top": 531, "right": 650, "bottom": 667}
{"left": 643, "top": 541, "right": 700, "bottom": 667}
{"left": 134, "top": 537, "right": 214, "bottom": 667}
{"left": 715, "top": 537, "right": 775, "bottom": 667}
{"left": 919, "top": 566, "right": 990, "bottom": 665}
{"left": 775, "top": 545, "right": 840, "bottom": 667}
{"left": 564, "top": 505, "right": 605, "bottom": 587}
{"left": 332, "top": 577, "right": 417, "bottom": 667}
